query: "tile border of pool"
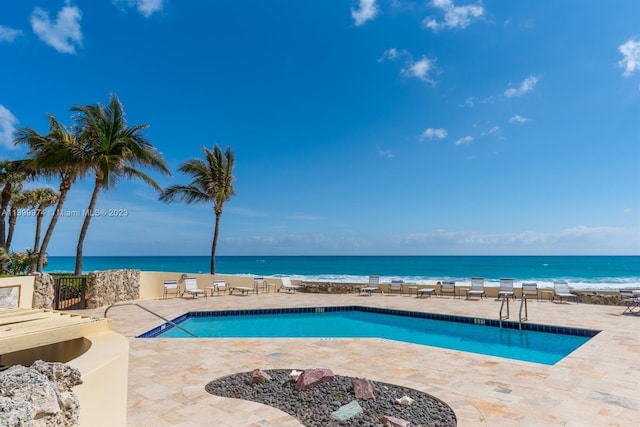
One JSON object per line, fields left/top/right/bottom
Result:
{"left": 137, "top": 305, "right": 600, "bottom": 339}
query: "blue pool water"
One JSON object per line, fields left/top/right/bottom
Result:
{"left": 141, "top": 307, "right": 598, "bottom": 365}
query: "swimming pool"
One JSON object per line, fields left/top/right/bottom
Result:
{"left": 139, "top": 306, "right": 599, "bottom": 365}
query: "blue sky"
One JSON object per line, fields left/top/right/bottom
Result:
{"left": 0, "top": 0, "right": 638, "bottom": 256}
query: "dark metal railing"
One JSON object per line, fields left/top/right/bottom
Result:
{"left": 54, "top": 276, "right": 87, "bottom": 310}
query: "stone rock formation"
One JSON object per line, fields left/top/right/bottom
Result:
{"left": 0, "top": 361, "right": 82, "bottom": 426}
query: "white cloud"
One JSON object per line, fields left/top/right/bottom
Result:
{"left": 509, "top": 115, "right": 529, "bottom": 124}
{"left": 402, "top": 57, "right": 435, "bottom": 83}
{"left": 504, "top": 75, "right": 539, "bottom": 98}
{"left": 481, "top": 125, "right": 500, "bottom": 136}
{"left": 618, "top": 39, "right": 640, "bottom": 77}
{"left": 454, "top": 135, "right": 474, "bottom": 145}
{"left": 379, "top": 49, "right": 436, "bottom": 84}
{"left": 30, "top": 4, "right": 82, "bottom": 54}
{"left": 114, "top": 0, "right": 165, "bottom": 18}
{"left": 424, "top": 0, "right": 484, "bottom": 31}
{"left": 421, "top": 128, "right": 447, "bottom": 140}
{"left": 0, "top": 105, "right": 19, "bottom": 150}
{"left": 0, "top": 25, "right": 22, "bottom": 43}
{"left": 378, "top": 48, "right": 399, "bottom": 62}
{"left": 351, "top": 0, "right": 379, "bottom": 26}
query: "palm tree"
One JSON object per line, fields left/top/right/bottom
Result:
{"left": 0, "top": 160, "right": 28, "bottom": 273}
{"left": 14, "top": 114, "right": 86, "bottom": 272}
{"left": 6, "top": 188, "right": 28, "bottom": 252}
{"left": 160, "top": 145, "right": 236, "bottom": 274}
{"left": 26, "top": 187, "right": 59, "bottom": 273}
{"left": 71, "top": 94, "right": 170, "bottom": 275}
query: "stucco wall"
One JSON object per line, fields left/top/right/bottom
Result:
{"left": 67, "top": 331, "right": 129, "bottom": 427}
{"left": 0, "top": 275, "right": 35, "bottom": 309}
{"left": 139, "top": 271, "right": 266, "bottom": 298}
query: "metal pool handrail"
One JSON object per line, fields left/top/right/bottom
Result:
{"left": 104, "top": 301, "right": 197, "bottom": 337}
{"left": 519, "top": 295, "right": 528, "bottom": 329}
{"left": 499, "top": 297, "right": 510, "bottom": 328}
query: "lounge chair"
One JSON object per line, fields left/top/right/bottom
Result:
{"left": 497, "top": 278, "right": 515, "bottom": 300}
{"left": 207, "top": 280, "right": 228, "bottom": 296}
{"left": 163, "top": 280, "right": 180, "bottom": 299}
{"left": 417, "top": 286, "right": 436, "bottom": 298}
{"left": 439, "top": 281, "right": 456, "bottom": 298}
{"left": 254, "top": 276, "right": 267, "bottom": 293}
{"left": 553, "top": 281, "right": 577, "bottom": 303}
{"left": 521, "top": 282, "right": 539, "bottom": 301}
{"left": 466, "top": 277, "right": 486, "bottom": 300}
{"left": 359, "top": 275, "right": 381, "bottom": 296}
{"left": 386, "top": 280, "right": 403, "bottom": 295}
{"left": 619, "top": 288, "right": 640, "bottom": 315}
{"left": 278, "top": 276, "right": 304, "bottom": 293}
{"left": 183, "top": 277, "right": 206, "bottom": 298}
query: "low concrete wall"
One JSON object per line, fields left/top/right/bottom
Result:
{"left": 139, "top": 271, "right": 276, "bottom": 298}
{"left": 68, "top": 331, "right": 129, "bottom": 427}
{"left": 0, "top": 275, "right": 35, "bottom": 309}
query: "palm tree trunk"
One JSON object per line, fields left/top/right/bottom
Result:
{"left": 37, "top": 176, "right": 71, "bottom": 272}
{"left": 211, "top": 212, "right": 221, "bottom": 274}
{"left": 0, "top": 183, "right": 11, "bottom": 249}
{"left": 6, "top": 207, "right": 17, "bottom": 251}
{"left": 0, "top": 184, "right": 11, "bottom": 274}
{"left": 33, "top": 209, "right": 43, "bottom": 254}
{"left": 75, "top": 178, "right": 102, "bottom": 276}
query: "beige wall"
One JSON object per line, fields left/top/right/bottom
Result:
{"left": 0, "top": 275, "right": 35, "bottom": 308}
{"left": 69, "top": 331, "right": 129, "bottom": 427}
{"left": 139, "top": 271, "right": 279, "bottom": 298}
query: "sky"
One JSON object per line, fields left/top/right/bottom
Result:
{"left": 0, "top": 0, "right": 639, "bottom": 257}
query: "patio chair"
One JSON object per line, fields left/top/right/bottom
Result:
{"left": 359, "top": 275, "right": 381, "bottom": 296}
{"left": 254, "top": 276, "right": 267, "bottom": 293}
{"left": 466, "top": 277, "right": 486, "bottom": 300}
{"left": 619, "top": 288, "right": 640, "bottom": 315}
{"left": 553, "top": 281, "right": 577, "bottom": 303}
{"left": 208, "top": 280, "right": 228, "bottom": 296}
{"left": 497, "top": 278, "right": 515, "bottom": 300}
{"left": 521, "top": 282, "right": 539, "bottom": 301}
{"left": 278, "top": 276, "right": 304, "bottom": 293}
{"left": 183, "top": 277, "right": 206, "bottom": 298}
{"left": 439, "top": 281, "right": 456, "bottom": 298}
{"left": 386, "top": 280, "right": 403, "bottom": 295}
{"left": 163, "top": 280, "right": 180, "bottom": 299}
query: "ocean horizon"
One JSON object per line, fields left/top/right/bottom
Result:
{"left": 44, "top": 255, "right": 640, "bottom": 291}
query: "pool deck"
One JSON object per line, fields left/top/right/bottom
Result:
{"left": 78, "top": 293, "right": 640, "bottom": 426}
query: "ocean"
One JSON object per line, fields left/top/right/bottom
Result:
{"left": 44, "top": 255, "right": 639, "bottom": 290}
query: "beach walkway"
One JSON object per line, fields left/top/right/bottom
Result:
{"left": 77, "top": 293, "right": 640, "bottom": 426}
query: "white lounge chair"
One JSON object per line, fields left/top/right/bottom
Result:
{"left": 359, "top": 275, "right": 381, "bottom": 296}
{"left": 439, "top": 281, "right": 456, "bottom": 298}
{"left": 208, "top": 280, "right": 227, "bottom": 296}
{"left": 387, "top": 280, "right": 403, "bottom": 295}
{"left": 163, "top": 280, "right": 180, "bottom": 299}
{"left": 417, "top": 286, "right": 436, "bottom": 298}
{"left": 183, "top": 277, "right": 206, "bottom": 298}
{"left": 497, "top": 278, "right": 515, "bottom": 300}
{"left": 466, "top": 277, "right": 486, "bottom": 300}
{"left": 553, "top": 281, "right": 577, "bottom": 303}
{"left": 521, "top": 282, "right": 539, "bottom": 300}
{"left": 254, "top": 276, "right": 266, "bottom": 293}
{"left": 278, "top": 276, "right": 304, "bottom": 293}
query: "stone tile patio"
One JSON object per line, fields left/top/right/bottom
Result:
{"left": 78, "top": 292, "right": 640, "bottom": 426}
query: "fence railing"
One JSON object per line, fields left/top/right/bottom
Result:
{"left": 54, "top": 276, "right": 87, "bottom": 310}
